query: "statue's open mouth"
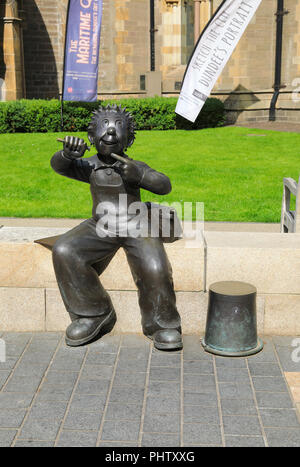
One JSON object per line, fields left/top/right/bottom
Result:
{"left": 102, "top": 139, "right": 118, "bottom": 146}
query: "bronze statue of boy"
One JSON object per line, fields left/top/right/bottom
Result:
{"left": 51, "top": 105, "right": 182, "bottom": 350}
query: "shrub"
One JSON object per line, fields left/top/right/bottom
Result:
{"left": 175, "top": 97, "right": 226, "bottom": 130}
{"left": 0, "top": 97, "right": 225, "bottom": 133}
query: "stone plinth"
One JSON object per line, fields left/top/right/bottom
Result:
{"left": 0, "top": 227, "right": 300, "bottom": 335}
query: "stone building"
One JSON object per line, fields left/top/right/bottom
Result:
{"left": 0, "top": 0, "right": 299, "bottom": 123}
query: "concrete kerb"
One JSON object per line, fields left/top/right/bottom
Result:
{"left": 0, "top": 218, "right": 281, "bottom": 232}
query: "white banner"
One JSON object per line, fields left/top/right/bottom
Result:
{"left": 175, "top": 0, "right": 262, "bottom": 122}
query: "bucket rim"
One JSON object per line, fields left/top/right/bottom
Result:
{"left": 201, "top": 337, "right": 264, "bottom": 357}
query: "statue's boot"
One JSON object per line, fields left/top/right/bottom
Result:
{"left": 147, "top": 329, "right": 183, "bottom": 351}
{"left": 65, "top": 309, "right": 116, "bottom": 347}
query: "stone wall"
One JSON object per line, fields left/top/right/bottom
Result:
{"left": 0, "top": 0, "right": 25, "bottom": 100}
{"left": 211, "top": 0, "right": 300, "bottom": 123}
{"left": 21, "top": 0, "right": 62, "bottom": 98}
{"left": 1, "top": 0, "right": 299, "bottom": 122}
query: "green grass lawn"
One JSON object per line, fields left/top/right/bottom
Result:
{"left": 0, "top": 127, "right": 299, "bottom": 222}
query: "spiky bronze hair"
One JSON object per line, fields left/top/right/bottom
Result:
{"left": 87, "top": 104, "right": 136, "bottom": 149}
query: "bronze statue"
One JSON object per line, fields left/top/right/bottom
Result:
{"left": 50, "top": 105, "right": 182, "bottom": 350}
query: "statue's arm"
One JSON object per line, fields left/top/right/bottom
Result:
{"left": 136, "top": 162, "right": 172, "bottom": 195}
{"left": 50, "top": 151, "right": 92, "bottom": 183}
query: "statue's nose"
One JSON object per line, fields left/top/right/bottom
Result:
{"left": 107, "top": 126, "right": 116, "bottom": 136}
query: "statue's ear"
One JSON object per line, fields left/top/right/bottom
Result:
{"left": 127, "top": 136, "right": 134, "bottom": 148}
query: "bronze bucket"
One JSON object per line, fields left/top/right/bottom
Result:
{"left": 202, "top": 281, "right": 263, "bottom": 357}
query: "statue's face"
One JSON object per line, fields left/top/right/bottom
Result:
{"left": 94, "top": 112, "right": 129, "bottom": 157}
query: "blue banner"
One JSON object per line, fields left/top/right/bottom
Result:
{"left": 63, "top": 0, "right": 103, "bottom": 101}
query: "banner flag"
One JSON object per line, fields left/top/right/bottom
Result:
{"left": 63, "top": 0, "right": 103, "bottom": 102}
{"left": 175, "top": 0, "right": 262, "bottom": 122}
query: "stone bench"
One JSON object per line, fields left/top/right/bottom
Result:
{"left": 0, "top": 227, "right": 299, "bottom": 335}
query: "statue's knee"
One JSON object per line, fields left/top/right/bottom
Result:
{"left": 52, "top": 241, "right": 74, "bottom": 262}
{"left": 142, "top": 262, "right": 170, "bottom": 286}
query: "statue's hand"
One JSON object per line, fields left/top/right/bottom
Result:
{"left": 62, "top": 136, "right": 88, "bottom": 159}
{"left": 110, "top": 153, "right": 143, "bottom": 186}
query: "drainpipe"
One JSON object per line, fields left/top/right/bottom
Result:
{"left": 269, "top": 0, "right": 288, "bottom": 121}
{"left": 150, "top": 0, "right": 155, "bottom": 71}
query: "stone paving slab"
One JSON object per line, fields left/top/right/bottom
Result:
{"left": 0, "top": 333, "right": 299, "bottom": 447}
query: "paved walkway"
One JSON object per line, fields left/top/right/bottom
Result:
{"left": 0, "top": 333, "right": 299, "bottom": 447}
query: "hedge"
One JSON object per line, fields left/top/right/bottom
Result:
{"left": 0, "top": 97, "right": 225, "bottom": 133}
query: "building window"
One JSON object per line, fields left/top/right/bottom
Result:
{"left": 182, "top": 0, "right": 195, "bottom": 64}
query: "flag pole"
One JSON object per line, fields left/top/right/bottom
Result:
{"left": 61, "top": 0, "right": 71, "bottom": 131}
